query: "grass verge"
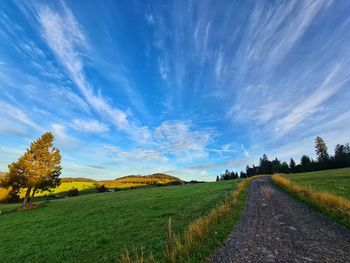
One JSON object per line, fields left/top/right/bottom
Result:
{"left": 119, "top": 177, "right": 255, "bottom": 263}
{"left": 272, "top": 174, "right": 350, "bottom": 228}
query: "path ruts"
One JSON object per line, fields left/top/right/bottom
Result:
{"left": 210, "top": 176, "right": 350, "bottom": 263}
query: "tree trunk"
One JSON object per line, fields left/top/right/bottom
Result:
{"left": 31, "top": 187, "right": 37, "bottom": 199}
{"left": 23, "top": 186, "right": 32, "bottom": 208}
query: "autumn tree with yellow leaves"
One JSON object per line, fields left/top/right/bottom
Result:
{"left": 1, "top": 132, "right": 61, "bottom": 207}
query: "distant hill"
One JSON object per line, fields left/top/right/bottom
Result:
{"left": 61, "top": 177, "right": 96, "bottom": 183}
{"left": 116, "top": 173, "right": 180, "bottom": 181}
{"left": 100, "top": 173, "right": 181, "bottom": 188}
{"left": 1, "top": 173, "right": 182, "bottom": 199}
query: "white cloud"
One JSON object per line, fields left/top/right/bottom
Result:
{"left": 71, "top": 119, "right": 109, "bottom": 133}
{"left": 154, "top": 121, "right": 212, "bottom": 154}
{"left": 145, "top": 13, "right": 155, "bottom": 24}
{"left": 103, "top": 121, "right": 214, "bottom": 165}
{"left": 0, "top": 101, "right": 41, "bottom": 131}
{"left": 237, "top": 0, "right": 330, "bottom": 74}
{"left": 51, "top": 123, "right": 76, "bottom": 148}
{"left": 37, "top": 4, "right": 130, "bottom": 131}
{"left": 104, "top": 146, "right": 167, "bottom": 162}
{"left": 275, "top": 62, "right": 349, "bottom": 134}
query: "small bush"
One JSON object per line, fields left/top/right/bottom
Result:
{"left": 67, "top": 188, "right": 79, "bottom": 197}
{"left": 96, "top": 185, "right": 107, "bottom": 193}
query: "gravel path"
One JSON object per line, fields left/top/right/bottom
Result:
{"left": 210, "top": 176, "right": 350, "bottom": 263}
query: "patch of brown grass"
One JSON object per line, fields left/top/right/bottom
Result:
{"left": 272, "top": 174, "right": 350, "bottom": 228}
{"left": 118, "top": 247, "right": 156, "bottom": 263}
{"left": 17, "top": 204, "right": 40, "bottom": 211}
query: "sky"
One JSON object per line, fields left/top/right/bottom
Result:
{"left": 0, "top": 0, "right": 349, "bottom": 181}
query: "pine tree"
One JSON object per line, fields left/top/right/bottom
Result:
{"left": 315, "top": 136, "right": 329, "bottom": 163}
{"left": 6, "top": 132, "right": 61, "bottom": 208}
{"left": 289, "top": 158, "right": 296, "bottom": 173}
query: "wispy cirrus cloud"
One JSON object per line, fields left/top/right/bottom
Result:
{"left": 0, "top": 101, "right": 41, "bottom": 133}
{"left": 36, "top": 3, "right": 130, "bottom": 131}
{"left": 71, "top": 119, "right": 109, "bottom": 133}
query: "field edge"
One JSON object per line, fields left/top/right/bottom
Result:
{"left": 271, "top": 174, "right": 350, "bottom": 228}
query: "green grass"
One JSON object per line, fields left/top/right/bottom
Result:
{"left": 0, "top": 180, "right": 239, "bottom": 263}
{"left": 183, "top": 183, "right": 249, "bottom": 262}
{"left": 285, "top": 167, "right": 350, "bottom": 199}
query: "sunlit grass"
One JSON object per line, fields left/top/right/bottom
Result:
{"left": 285, "top": 167, "right": 350, "bottom": 199}
{"left": 272, "top": 173, "right": 350, "bottom": 228}
{"left": 0, "top": 180, "right": 239, "bottom": 262}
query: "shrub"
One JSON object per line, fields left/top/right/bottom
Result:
{"left": 96, "top": 185, "right": 107, "bottom": 193}
{"left": 67, "top": 188, "right": 79, "bottom": 197}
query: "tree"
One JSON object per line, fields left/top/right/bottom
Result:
{"left": 334, "top": 144, "right": 350, "bottom": 168}
{"left": 300, "top": 155, "right": 312, "bottom": 172}
{"left": 259, "top": 154, "right": 272, "bottom": 174}
{"left": 271, "top": 158, "right": 281, "bottom": 174}
{"left": 68, "top": 188, "right": 79, "bottom": 197}
{"left": 5, "top": 132, "right": 61, "bottom": 207}
{"left": 240, "top": 171, "right": 247, "bottom": 178}
{"left": 280, "top": 162, "right": 290, "bottom": 174}
{"left": 216, "top": 176, "right": 220, "bottom": 182}
{"left": 315, "top": 136, "right": 330, "bottom": 169}
{"left": 289, "top": 158, "right": 296, "bottom": 173}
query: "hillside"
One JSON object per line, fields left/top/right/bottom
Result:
{"left": 0, "top": 180, "right": 239, "bottom": 262}
{"left": 1, "top": 173, "right": 182, "bottom": 201}
{"left": 100, "top": 173, "right": 180, "bottom": 188}
{"left": 61, "top": 177, "right": 96, "bottom": 183}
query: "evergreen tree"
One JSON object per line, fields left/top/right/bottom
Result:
{"left": 271, "top": 158, "right": 281, "bottom": 174}
{"left": 289, "top": 158, "right": 296, "bottom": 173}
{"left": 259, "top": 154, "right": 272, "bottom": 174}
{"left": 315, "top": 136, "right": 330, "bottom": 169}
{"left": 300, "top": 155, "right": 312, "bottom": 172}
{"left": 334, "top": 144, "right": 350, "bottom": 168}
{"left": 280, "top": 162, "right": 290, "bottom": 174}
{"left": 4, "top": 132, "right": 61, "bottom": 207}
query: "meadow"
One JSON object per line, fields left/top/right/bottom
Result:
{"left": 285, "top": 167, "right": 350, "bottom": 199}
{"left": 0, "top": 180, "right": 240, "bottom": 262}
{"left": 272, "top": 168, "right": 350, "bottom": 228}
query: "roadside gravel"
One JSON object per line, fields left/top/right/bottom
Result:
{"left": 210, "top": 176, "right": 350, "bottom": 263}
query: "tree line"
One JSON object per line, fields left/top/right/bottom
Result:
{"left": 217, "top": 136, "right": 350, "bottom": 180}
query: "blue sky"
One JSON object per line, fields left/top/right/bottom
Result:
{"left": 0, "top": 0, "right": 349, "bottom": 181}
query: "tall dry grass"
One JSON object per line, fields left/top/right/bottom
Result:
{"left": 272, "top": 174, "right": 350, "bottom": 228}
{"left": 118, "top": 247, "right": 156, "bottom": 263}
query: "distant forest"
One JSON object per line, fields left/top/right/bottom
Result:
{"left": 217, "top": 136, "right": 350, "bottom": 181}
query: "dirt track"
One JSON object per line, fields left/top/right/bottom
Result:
{"left": 210, "top": 176, "right": 350, "bottom": 263}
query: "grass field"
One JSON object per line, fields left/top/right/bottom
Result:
{"left": 285, "top": 167, "right": 350, "bottom": 199}
{"left": 273, "top": 168, "right": 350, "bottom": 228}
{"left": 0, "top": 180, "right": 240, "bottom": 262}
